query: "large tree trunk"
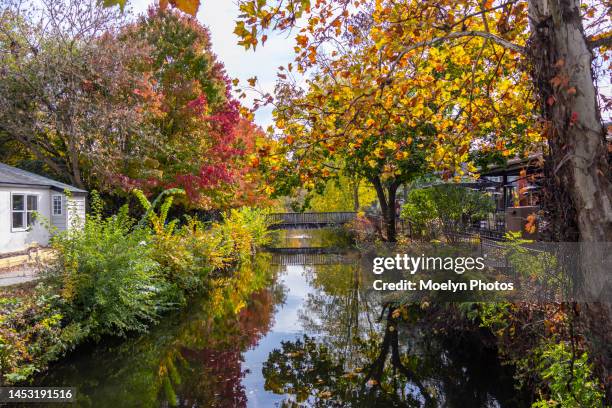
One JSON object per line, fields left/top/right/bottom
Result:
{"left": 528, "top": 0, "right": 612, "bottom": 396}
{"left": 352, "top": 178, "right": 360, "bottom": 211}
{"left": 528, "top": 0, "right": 612, "bottom": 242}
{"left": 371, "top": 176, "right": 398, "bottom": 242}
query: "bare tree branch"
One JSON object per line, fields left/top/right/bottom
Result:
{"left": 588, "top": 34, "right": 612, "bottom": 49}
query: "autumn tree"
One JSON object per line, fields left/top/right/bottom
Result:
{"left": 115, "top": 8, "right": 239, "bottom": 208}
{"left": 233, "top": 0, "right": 610, "bottom": 229}
{"left": 0, "top": 0, "right": 149, "bottom": 189}
{"left": 1, "top": 2, "right": 268, "bottom": 208}
{"left": 249, "top": 6, "right": 538, "bottom": 241}
{"left": 231, "top": 118, "right": 275, "bottom": 207}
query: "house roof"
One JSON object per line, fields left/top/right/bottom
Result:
{"left": 0, "top": 163, "right": 87, "bottom": 193}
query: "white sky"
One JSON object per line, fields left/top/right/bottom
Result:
{"left": 128, "top": 0, "right": 295, "bottom": 129}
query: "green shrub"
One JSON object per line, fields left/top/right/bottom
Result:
{"left": 400, "top": 188, "right": 439, "bottom": 238}
{"left": 50, "top": 192, "right": 175, "bottom": 339}
{"left": 401, "top": 184, "right": 495, "bottom": 239}
{"left": 531, "top": 342, "right": 604, "bottom": 408}
{"left": 0, "top": 289, "right": 65, "bottom": 384}
{"left": 134, "top": 189, "right": 271, "bottom": 292}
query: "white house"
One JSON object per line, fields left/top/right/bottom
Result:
{"left": 0, "top": 163, "right": 86, "bottom": 254}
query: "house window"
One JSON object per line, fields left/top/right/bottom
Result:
{"left": 52, "top": 195, "right": 63, "bottom": 216}
{"left": 11, "top": 194, "right": 38, "bottom": 231}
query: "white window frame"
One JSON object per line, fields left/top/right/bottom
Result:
{"left": 52, "top": 195, "right": 63, "bottom": 216}
{"left": 11, "top": 193, "right": 39, "bottom": 232}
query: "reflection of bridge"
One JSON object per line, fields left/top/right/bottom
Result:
{"left": 268, "top": 212, "right": 357, "bottom": 229}
{"left": 265, "top": 247, "right": 357, "bottom": 266}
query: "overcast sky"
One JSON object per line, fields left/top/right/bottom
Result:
{"left": 128, "top": 1, "right": 294, "bottom": 129}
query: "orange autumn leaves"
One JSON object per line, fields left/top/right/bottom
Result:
{"left": 235, "top": 0, "right": 544, "bottom": 186}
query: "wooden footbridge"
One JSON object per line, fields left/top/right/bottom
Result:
{"left": 268, "top": 212, "right": 357, "bottom": 229}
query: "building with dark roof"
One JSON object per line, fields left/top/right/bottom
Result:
{"left": 0, "top": 163, "right": 86, "bottom": 254}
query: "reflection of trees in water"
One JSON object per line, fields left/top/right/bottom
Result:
{"left": 265, "top": 302, "right": 431, "bottom": 406}
{"left": 37, "top": 255, "right": 287, "bottom": 408}
{"left": 177, "top": 289, "right": 283, "bottom": 407}
{"left": 299, "top": 262, "right": 379, "bottom": 369}
{"left": 266, "top": 260, "right": 524, "bottom": 407}
{"left": 158, "top": 261, "right": 288, "bottom": 407}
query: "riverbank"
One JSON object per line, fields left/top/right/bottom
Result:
{"left": 0, "top": 191, "right": 272, "bottom": 385}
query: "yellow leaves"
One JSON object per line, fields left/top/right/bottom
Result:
{"left": 248, "top": 154, "right": 260, "bottom": 168}
{"left": 432, "top": 146, "right": 446, "bottom": 164}
{"left": 237, "top": 0, "right": 540, "bottom": 187}
{"left": 239, "top": 107, "right": 254, "bottom": 121}
{"left": 383, "top": 140, "right": 398, "bottom": 150}
{"left": 373, "top": 147, "right": 385, "bottom": 158}
{"left": 375, "top": 35, "right": 388, "bottom": 50}
{"left": 264, "top": 184, "right": 275, "bottom": 195}
{"left": 307, "top": 46, "right": 318, "bottom": 63}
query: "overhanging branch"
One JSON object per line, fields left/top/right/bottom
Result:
{"left": 403, "top": 31, "right": 526, "bottom": 56}
{"left": 588, "top": 35, "right": 612, "bottom": 50}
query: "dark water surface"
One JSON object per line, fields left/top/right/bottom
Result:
{"left": 31, "top": 228, "right": 525, "bottom": 407}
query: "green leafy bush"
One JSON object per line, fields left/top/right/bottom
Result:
{"left": 400, "top": 188, "right": 438, "bottom": 239}
{"left": 463, "top": 302, "right": 605, "bottom": 408}
{"left": 401, "top": 184, "right": 494, "bottom": 240}
{"left": 0, "top": 288, "right": 65, "bottom": 384}
{"left": 50, "top": 192, "right": 174, "bottom": 339}
{"left": 531, "top": 342, "right": 604, "bottom": 408}
{"left": 134, "top": 189, "right": 271, "bottom": 292}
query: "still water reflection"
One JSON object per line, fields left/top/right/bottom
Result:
{"left": 32, "top": 228, "right": 524, "bottom": 407}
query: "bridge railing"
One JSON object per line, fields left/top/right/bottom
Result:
{"left": 269, "top": 212, "right": 357, "bottom": 225}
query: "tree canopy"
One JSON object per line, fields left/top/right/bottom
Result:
{"left": 0, "top": 0, "right": 269, "bottom": 209}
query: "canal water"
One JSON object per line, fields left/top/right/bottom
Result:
{"left": 31, "top": 228, "right": 525, "bottom": 407}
